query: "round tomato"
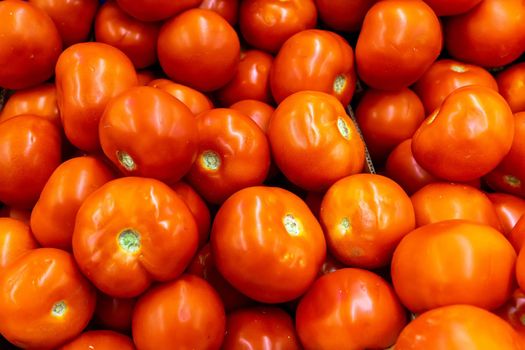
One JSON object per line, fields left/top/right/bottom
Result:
{"left": 423, "top": 0, "right": 483, "bottom": 16}
{"left": 496, "top": 289, "right": 525, "bottom": 343}
{"left": 136, "top": 69, "right": 158, "bottom": 86}
{"left": 510, "top": 216, "right": 525, "bottom": 252}
{"left": 314, "top": 0, "right": 377, "bottom": 32}
{"left": 116, "top": 0, "right": 201, "bottom": 21}
{"left": 230, "top": 99, "right": 274, "bottom": 132}
{"left": 94, "top": 293, "right": 136, "bottom": 332}
{"left": 59, "top": 330, "right": 135, "bottom": 350}
{"left": 0, "top": 218, "right": 37, "bottom": 269}
{"left": 200, "top": 0, "right": 239, "bottom": 25}
{"left": 0, "top": 207, "right": 31, "bottom": 224}
{"left": 149, "top": 78, "right": 214, "bottom": 115}
{"left": 488, "top": 193, "right": 525, "bottom": 236}
{"left": 517, "top": 248, "right": 525, "bottom": 293}
{"left": 497, "top": 63, "right": 525, "bottom": 113}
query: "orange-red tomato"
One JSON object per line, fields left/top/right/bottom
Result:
{"left": 320, "top": 174, "right": 415, "bottom": 268}
{"left": 268, "top": 91, "right": 364, "bottom": 192}
{"left": 318, "top": 253, "right": 345, "bottom": 276}
{"left": 356, "top": 0, "right": 442, "bottom": 90}
{"left": 0, "top": 218, "right": 37, "bottom": 269}
{"left": 200, "top": 0, "right": 239, "bottom": 25}
{"left": 0, "top": 248, "right": 96, "bottom": 349}
{"left": 158, "top": 9, "right": 240, "bottom": 92}
{"left": 511, "top": 216, "right": 525, "bottom": 252}
{"left": 0, "top": 0, "right": 62, "bottom": 89}
{"left": 392, "top": 220, "right": 516, "bottom": 313}
{"left": 94, "top": 293, "right": 136, "bottom": 332}
{"left": 72, "top": 177, "right": 198, "bottom": 298}
{"left": 211, "top": 186, "right": 326, "bottom": 303}
{"left": 314, "top": 0, "right": 377, "bottom": 32}
{"left": 296, "top": 268, "right": 407, "bottom": 350}
{"left": 496, "top": 289, "right": 525, "bottom": 343}
{"left": 136, "top": 69, "right": 158, "bottom": 86}
{"left": 230, "top": 99, "right": 275, "bottom": 132}
{"left": 497, "top": 63, "right": 525, "bottom": 113}
{"left": 423, "top": 0, "right": 483, "bottom": 16}
{"left": 30, "top": 156, "right": 114, "bottom": 251}
{"left": 55, "top": 42, "right": 138, "bottom": 152}
{"left": 0, "top": 207, "right": 31, "bottom": 224}
{"left": 488, "top": 193, "right": 525, "bottom": 236}
{"left": 412, "top": 86, "right": 515, "bottom": 182}
{"left": 149, "top": 78, "right": 214, "bottom": 116}
{"left": 59, "top": 330, "right": 136, "bottom": 350}
{"left": 132, "top": 275, "right": 226, "bottom": 350}
{"left": 270, "top": 29, "right": 356, "bottom": 106}
{"left": 517, "top": 247, "right": 525, "bottom": 292}
{"left": 115, "top": 0, "right": 201, "bottom": 21}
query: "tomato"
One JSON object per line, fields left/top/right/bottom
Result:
{"left": 0, "top": 207, "right": 31, "bottom": 224}
{"left": 0, "top": 248, "right": 96, "bottom": 349}
{"left": 412, "top": 86, "right": 514, "bottom": 182}
{"left": 356, "top": 0, "right": 442, "bottom": 91}
{"left": 304, "top": 191, "right": 323, "bottom": 219}
{"left": 391, "top": 220, "right": 516, "bottom": 313}
{"left": 186, "top": 108, "right": 270, "bottom": 204}
{"left": 29, "top": 0, "right": 98, "bottom": 47}
{"left": 95, "top": 0, "right": 160, "bottom": 69}
{"left": 72, "top": 177, "right": 198, "bottom": 298}
{"left": 488, "top": 193, "right": 525, "bottom": 236}
{"left": 149, "top": 78, "right": 214, "bottom": 116}
{"left": 0, "top": 218, "right": 37, "bottom": 269}
{"left": 445, "top": 0, "right": 525, "bottom": 68}
{"left": 200, "top": 0, "right": 239, "bottom": 25}
{"left": 413, "top": 59, "right": 499, "bottom": 115}
{"left": 423, "top": 0, "right": 483, "bottom": 16}
{"left": 268, "top": 91, "right": 364, "bottom": 192}
{"left": 99, "top": 86, "right": 198, "bottom": 182}
{"left": 239, "top": 0, "right": 317, "bottom": 53}
{"left": 0, "top": 0, "right": 62, "bottom": 89}
{"left": 296, "top": 268, "right": 407, "bottom": 350}
{"left": 94, "top": 293, "right": 136, "bottom": 332}
{"left": 314, "top": 0, "right": 377, "bottom": 32}
{"left": 55, "top": 42, "right": 138, "bottom": 152}
{"left": 217, "top": 49, "right": 274, "bottom": 106}
{"left": 230, "top": 99, "right": 274, "bottom": 132}
{"left": 511, "top": 216, "right": 525, "bottom": 252}
{"left": 136, "top": 70, "right": 158, "bottom": 86}
{"left": 30, "top": 156, "right": 114, "bottom": 251}
{"left": 318, "top": 253, "right": 345, "bottom": 276}
{"left": 59, "top": 330, "right": 135, "bottom": 350}
{"left": 497, "top": 63, "right": 525, "bottom": 113}
{"left": 222, "top": 307, "right": 301, "bottom": 350}
{"left": 496, "top": 289, "right": 525, "bottom": 343}
{"left": 158, "top": 9, "right": 240, "bottom": 92}
{"left": 115, "top": 0, "right": 201, "bottom": 22}
{"left": 395, "top": 304, "right": 523, "bottom": 350}
{"left": 211, "top": 186, "right": 326, "bottom": 303}
{"left": 132, "top": 275, "right": 225, "bottom": 350}
{"left": 517, "top": 247, "right": 525, "bottom": 292}
{"left": 270, "top": 29, "right": 356, "bottom": 105}
{"left": 320, "top": 174, "right": 415, "bottom": 268}
{"left": 355, "top": 88, "right": 425, "bottom": 163}
{"left": 0, "top": 115, "right": 62, "bottom": 209}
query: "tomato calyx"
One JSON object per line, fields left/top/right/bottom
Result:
{"left": 338, "top": 217, "right": 351, "bottom": 234}
{"left": 504, "top": 175, "right": 522, "bottom": 188}
{"left": 51, "top": 300, "right": 67, "bottom": 317}
{"left": 200, "top": 150, "right": 221, "bottom": 171}
{"left": 116, "top": 151, "right": 136, "bottom": 171}
{"left": 450, "top": 64, "right": 467, "bottom": 73}
{"left": 333, "top": 74, "right": 347, "bottom": 95}
{"left": 283, "top": 214, "right": 301, "bottom": 236}
{"left": 337, "top": 117, "right": 350, "bottom": 140}
{"left": 117, "top": 229, "right": 141, "bottom": 254}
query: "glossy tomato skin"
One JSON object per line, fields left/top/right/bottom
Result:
{"left": 412, "top": 86, "right": 515, "bottom": 182}
{"left": 200, "top": 0, "right": 239, "bottom": 25}
{"left": 72, "top": 177, "right": 198, "bottom": 298}
{"left": 99, "top": 86, "right": 198, "bottom": 182}
{"left": 55, "top": 42, "right": 138, "bottom": 152}
{"left": 296, "top": 268, "right": 407, "bottom": 350}
{"left": 488, "top": 193, "right": 525, "bottom": 236}
{"left": 0, "top": 0, "right": 62, "bottom": 89}
{"left": 314, "top": 0, "right": 377, "bottom": 32}
{"left": 230, "top": 99, "right": 275, "bottom": 132}
{"left": 517, "top": 248, "right": 525, "bottom": 293}
{"left": 158, "top": 9, "right": 240, "bottom": 92}
{"left": 511, "top": 216, "right": 525, "bottom": 252}
{"left": 94, "top": 293, "right": 136, "bottom": 332}
{"left": 59, "top": 330, "right": 136, "bottom": 350}
{"left": 149, "top": 78, "right": 214, "bottom": 116}
{"left": 211, "top": 186, "right": 326, "bottom": 303}
{"left": 391, "top": 220, "right": 516, "bottom": 313}
{"left": 270, "top": 29, "right": 356, "bottom": 105}
{"left": 0, "top": 248, "right": 96, "bottom": 349}
{"left": 116, "top": 0, "right": 201, "bottom": 21}
{"left": 496, "top": 289, "right": 525, "bottom": 343}
{"left": 132, "top": 275, "right": 226, "bottom": 350}
{"left": 423, "top": 0, "right": 483, "bottom": 16}
{"left": 268, "top": 91, "right": 364, "bottom": 192}
{"left": 0, "top": 218, "right": 37, "bottom": 269}
{"left": 356, "top": 0, "right": 442, "bottom": 91}
{"left": 30, "top": 156, "right": 115, "bottom": 251}
{"left": 498, "top": 63, "right": 525, "bottom": 113}
{"left": 0, "top": 115, "right": 62, "bottom": 209}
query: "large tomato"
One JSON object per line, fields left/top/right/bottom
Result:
{"left": 496, "top": 289, "right": 525, "bottom": 343}
{"left": 230, "top": 99, "right": 275, "bottom": 132}
{"left": 200, "top": 0, "right": 239, "bottom": 25}
{"left": 0, "top": 218, "right": 37, "bottom": 269}
{"left": 511, "top": 216, "right": 525, "bottom": 252}
{"left": 314, "top": 0, "right": 377, "bottom": 32}
{"left": 488, "top": 193, "right": 525, "bottom": 236}
{"left": 59, "top": 331, "right": 136, "bottom": 350}
{"left": 149, "top": 78, "right": 214, "bottom": 116}
{"left": 423, "top": 0, "right": 483, "bottom": 16}
{"left": 94, "top": 293, "right": 136, "bottom": 332}
{"left": 497, "top": 63, "right": 525, "bottom": 113}
{"left": 116, "top": 0, "right": 201, "bottom": 22}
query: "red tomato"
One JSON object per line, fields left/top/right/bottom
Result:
{"left": 200, "top": 0, "right": 239, "bottom": 25}
{"left": 158, "top": 9, "right": 240, "bottom": 92}
{"left": 268, "top": 91, "right": 364, "bottom": 192}
{"left": 30, "top": 156, "right": 114, "bottom": 251}
{"left": 136, "top": 70, "right": 158, "bottom": 86}
{"left": 392, "top": 220, "right": 516, "bottom": 313}
{"left": 318, "top": 253, "right": 345, "bottom": 276}
{"left": 314, "top": 0, "right": 377, "bottom": 32}
{"left": 413, "top": 59, "right": 499, "bottom": 115}
{"left": 149, "top": 78, "right": 214, "bottom": 115}
{"left": 115, "top": 0, "right": 201, "bottom": 21}
{"left": 423, "top": 0, "right": 483, "bottom": 16}
{"left": 296, "top": 268, "right": 407, "bottom": 350}
{"left": 94, "top": 293, "right": 136, "bottom": 332}
{"left": 497, "top": 63, "right": 525, "bottom": 113}
{"left": 304, "top": 191, "right": 324, "bottom": 219}
{"left": 0, "top": 248, "right": 96, "bottom": 349}
{"left": 445, "top": 0, "right": 525, "bottom": 68}
{"left": 59, "top": 330, "right": 136, "bottom": 350}
{"left": 0, "top": 0, "right": 62, "bottom": 89}
{"left": 230, "top": 99, "right": 274, "bottom": 132}
{"left": 270, "top": 29, "right": 356, "bottom": 105}
{"left": 72, "top": 177, "right": 198, "bottom": 298}
{"left": 211, "top": 186, "right": 326, "bottom": 303}
{"left": 488, "top": 193, "right": 525, "bottom": 236}
{"left": 511, "top": 216, "right": 525, "bottom": 252}
{"left": 239, "top": 0, "right": 317, "bottom": 53}
{"left": 0, "top": 218, "right": 37, "bottom": 269}
{"left": 517, "top": 246, "right": 525, "bottom": 291}
{"left": 496, "top": 289, "right": 525, "bottom": 343}
{"left": 132, "top": 275, "right": 226, "bottom": 350}
{"left": 0, "top": 207, "right": 31, "bottom": 224}
{"left": 55, "top": 42, "right": 138, "bottom": 152}
{"left": 356, "top": 0, "right": 442, "bottom": 90}
{"left": 412, "top": 86, "right": 514, "bottom": 182}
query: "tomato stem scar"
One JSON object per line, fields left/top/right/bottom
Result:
{"left": 339, "top": 217, "right": 351, "bottom": 234}
{"left": 504, "top": 175, "right": 521, "bottom": 188}
{"left": 337, "top": 117, "right": 350, "bottom": 139}
{"left": 333, "top": 74, "right": 347, "bottom": 94}
{"left": 51, "top": 301, "right": 67, "bottom": 317}
{"left": 450, "top": 64, "right": 467, "bottom": 73}
{"left": 200, "top": 150, "right": 221, "bottom": 171}
{"left": 283, "top": 214, "right": 301, "bottom": 236}
{"left": 116, "top": 151, "right": 136, "bottom": 171}
{"left": 118, "top": 229, "right": 141, "bottom": 253}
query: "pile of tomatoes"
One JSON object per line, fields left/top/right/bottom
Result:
{"left": 1, "top": 0, "right": 525, "bottom": 349}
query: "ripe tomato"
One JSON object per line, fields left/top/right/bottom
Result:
{"left": 488, "top": 193, "right": 525, "bottom": 236}
{"left": 0, "top": 218, "right": 37, "bottom": 269}
{"left": 55, "top": 42, "right": 138, "bottom": 152}
{"left": 239, "top": 0, "right": 317, "bottom": 53}
{"left": 0, "top": 115, "right": 62, "bottom": 209}
{"left": 95, "top": 0, "right": 160, "bottom": 69}
{"left": 496, "top": 289, "right": 525, "bottom": 343}
{"left": 423, "top": 0, "right": 483, "bottom": 16}
{"left": 517, "top": 247, "right": 525, "bottom": 292}
{"left": 392, "top": 220, "right": 516, "bottom": 313}
{"left": 270, "top": 29, "right": 356, "bottom": 105}
{"left": 511, "top": 216, "right": 525, "bottom": 252}
{"left": 158, "top": 9, "right": 240, "bottom": 92}
{"left": 211, "top": 186, "right": 326, "bottom": 303}
{"left": 0, "top": 248, "right": 96, "bottom": 349}
{"left": 268, "top": 91, "right": 364, "bottom": 192}
{"left": 72, "top": 177, "right": 198, "bottom": 298}
{"left": 296, "top": 268, "right": 407, "bottom": 350}
{"left": 230, "top": 99, "right": 274, "bottom": 132}
{"left": 304, "top": 191, "right": 323, "bottom": 219}
{"left": 30, "top": 156, "right": 115, "bottom": 251}
{"left": 186, "top": 108, "right": 270, "bottom": 204}
{"left": 59, "top": 331, "right": 135, "bottom": 350}
{"left": 116, "top": 0, "right": 201, "bottom": 22}
{"left": 497, "top": 63, "right": 525, "bottom": 113}
{"left": 412, "top": 86, "right": 515, "bottom": 182}
{"left": 445, "top": 0, "right": 525, "bottom": 68}
{"left": 413, "top": 59, "right": 498, "bottom": 115}
{"left": 0, "top": 207, "right": 31, "bottom": 224}
{"left": 136, "top": 69, "right": 158, "bottom": 86}
{"left": 356, "top": 0, "right": 442, "bottom": 90}
{"left": 200, "top": 0, "right": 239, "bottom": 25}
{"left": 314, "top": 0, "right": 377, "bottom": 32}
{"left": 132, "top": 275, "right": 225, "bottom": 350}
{"left": 0, "top": 0, "right": 62, "bottom": 89}
{"left": 318, "top": 254, "right": 345, "bottom": 276}
{"left": 320, "top": 174, "right": 415, "bottom": 268}
{"left": 94, "top": 293, "right": 136, "bottom": 332}
{"left": 99, "top": 86, "right": 198, "bottom": 182}
{"left": 149, "top": 78, "right": 214, "bottom": 115}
